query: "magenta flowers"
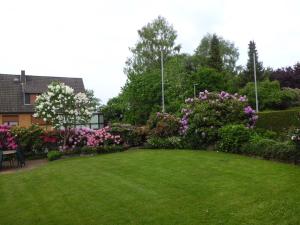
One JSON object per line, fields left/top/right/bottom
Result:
{"left": 0, "top": 125, "right": 18, "bottom": 150}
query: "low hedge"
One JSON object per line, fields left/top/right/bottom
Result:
{"left": 241, "top": 136, "right": 300, "bottom": 164}
{"left": 47, "top": 150, "right": 62, "bottom": 161}
{"left": 256, "top": 108, "right": 300, "bottom": 132}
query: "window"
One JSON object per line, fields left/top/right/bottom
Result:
{"left": 25, "top": 94, "right": 30, "bottom": 104}
{"left": 3, "top": 115, "right": 19, "bottom": 126}
{"left": 24, "top": 94, "right": 38, "bottom": 105}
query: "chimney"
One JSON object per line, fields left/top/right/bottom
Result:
{"left": 20, "top": 70, "right": 26, "bottom": 84}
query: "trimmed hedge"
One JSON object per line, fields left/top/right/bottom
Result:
{"left": 256, "top": 108, "right": 300, "bottom": 132}
{"left": 241, "top": 137, "right": 299, "bottom": 164}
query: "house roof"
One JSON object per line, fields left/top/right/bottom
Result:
{"left": 0, "top": 73, "right": 85, "bottom": 113}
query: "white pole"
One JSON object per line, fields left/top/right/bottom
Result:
{"left": 193, "top": 84, "right": 198, "bottom": 98}
{"left": 253, "top": 53, "right": 259, "bottom": 112}
{"left": 161, "top": 50, "right": 165, "bottom": 113}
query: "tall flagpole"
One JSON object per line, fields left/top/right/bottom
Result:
{"left": 253, "top": 53, "right": 259, "bottom": 112}
{"left": 161, "top": 50, "right": 165, "bottom": 113}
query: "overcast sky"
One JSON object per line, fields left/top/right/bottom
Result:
{"left": 0, "top": 0, "right": 299, "bottom": 103}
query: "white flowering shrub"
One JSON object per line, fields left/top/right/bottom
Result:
{"left": 34, "top": 81, "right": 98, "bottom": 148}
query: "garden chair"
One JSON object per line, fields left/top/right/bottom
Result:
{"left": 0, "top": 150, "right": 3, "bottom": 170}
{"left": 0, "top": 150, "right": 13, "bottom": 169}
{"left": 16, "top": 149, "right": 26, "bottom": 168}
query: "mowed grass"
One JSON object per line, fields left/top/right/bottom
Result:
{"left": 1, "top": 150, "right": 300, "bottom": 225}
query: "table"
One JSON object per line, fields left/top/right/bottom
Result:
{"left": 2, "top": 150, "right": 17, "bottom": 167}
{"left": 3, "top": 150, "right": 17, "bottom": 155}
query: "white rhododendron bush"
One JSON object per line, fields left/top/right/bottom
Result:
{"left": 34, "top": 81, "right": 98, "bottom": 148}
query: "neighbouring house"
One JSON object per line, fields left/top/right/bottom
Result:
{"left": 0, "top": 70, "right": 103, "bottom": 129}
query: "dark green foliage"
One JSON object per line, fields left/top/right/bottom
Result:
{"left": 191, "top": 67, "right": 233, "bottom": 93}
{"left": 241, "top": 137, "right": 299, "bottom": 163}
{"left": 96, "top": 145, "right": 126, "bottom": 153}
{"left": 240, "top": 80, "right": 298, "bottom": 110}
{"left": 47, "top": 150, "right": 62, "bottom": 161}
{"left": 146, "top": 136, "right": 183, "bottom": 149}
{"left": 207, "top": 34, "right": 223, "bottom": 71}
{"left": 11, "top": 125, "right": 44, "bottom": 154}
{"left": 101, "top": 96, "right": 127, "bottom": 123}
{"left": 147, "top": 112, "right": 180, "bottom": 138}
{"left": 80, "top": 146, "right": 97, "bottom": 155}
{"left": 195, "top": 33, "right": 239, "bottom": 73}
{"left": 243, "top": 41, "right": 264, "bottom": 83}
{"left": 110, "top": 123, "right": 146, "bottom": 147}
{"left": 253, "top": 128, "right": 278, "bottom": 140}
{"left": 218, "top": 124, "right": 252, "bottom": 153}
{"left": 256, "top": 108, "right": 300, "bottom": 132}
{"left": 270, "top": 63, "right": 300, "bottom": 88}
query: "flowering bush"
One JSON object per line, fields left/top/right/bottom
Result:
{"left": 110, "top": 123, "right": 146, "bottom": 147}
{"left": 34, "top": 81, "right": 98, "bottom": 148}
{"left": 11, "top": 125, "right": 44, "bottom": 154}
{"left": 147, "top": 112, "right": 180, "bottom": 138}
{"left": 86, "top": 127, "right": 121, "bottom": 147}
{"left": 0, "top": 125, "right": 18, "bottom": 150}
{"left": 180, "top": 90, "right": 258, "bottom": 148}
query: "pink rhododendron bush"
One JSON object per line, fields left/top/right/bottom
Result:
{"left": 0, "top": 125, "right": 18, "bottom": 150}
{"left": 53, "top": 127, "right": 122, "bottom": 151}
{"left": 86, "top": 126, "right": 121, "bottom": 147}
{"left": 180, "top": 90, "right": 258, "bottom": 148}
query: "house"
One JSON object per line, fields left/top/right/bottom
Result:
{"left": 0, "top": 70, "right": 103, "bottom": 128}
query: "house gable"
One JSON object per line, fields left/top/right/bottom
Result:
{"left": 0, "top": 71, "right": 85, "bottom": 114}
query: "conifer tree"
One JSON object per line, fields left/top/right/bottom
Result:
{"left": 207, "top": 34, "right": 223, "bottom": 72}
{"left": 244, "top": 41, "right": 264, "bottom": 83}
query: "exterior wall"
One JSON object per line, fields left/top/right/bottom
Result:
{"left": 0, "top": 114, "right": 2, "bottom": 124}
{"left": 19, "top": 114, "right": 32, "bottom": 127}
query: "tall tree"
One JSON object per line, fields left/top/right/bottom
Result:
{"left": 195, "top": 33, "right": 239, "bottom": 73}
{"left": 270, "top": 63, "right": 300, "bottom": 88}
{"left": 207, "top": 34, "right": 223, "bottom": 71}
{"left": 243, "top": 41, "right": 264, "bottom": 83}
{"left": 125, "top": 16, "right": 181, "bottom": 75}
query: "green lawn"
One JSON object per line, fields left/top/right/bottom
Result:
{"left": 1, "top": 150, "right": 300, "bottom": 225}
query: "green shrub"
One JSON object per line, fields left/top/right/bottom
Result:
{"left": 240, "top": 80, "right": 298, "bottom": 110}
{"left": 110, "top": 123, "right": 146, "bottom": 146}
{"left": 80, "top": 146, "right": 97, "bottom": 155}
{"left": 147, "top": 113, "right": 180, "bottom": 138}
{"left": 47, "top": 150, "right": 62, "bottom": 161}
{"left": 253, "top": 128, "right": 278, "bottom": 140}
{"left": 256, "top": 108, "right": 300, "bottom": 132}
{"left": 147, "top": 136, "right": 183, "bottom": 149}
{"left": 218, "top": 125, "right": 252, "bottom": 153}
{"left": 180, "top": 91, "right": 257, "bottom": 149}
{"left": 98, "top": 145, "right": 126, "bottom": 153}
{"left": 11, "top": 125, "right": 44, "bottom": 155}
{"left": 241, "top": 137, "right": 299, "bottom": 163}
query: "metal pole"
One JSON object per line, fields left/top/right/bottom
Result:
{"left": 253, "top": 53, "right": 259, "bottom": 112}
{"left": 193, "top": 84, "right": 198, "bottom": 98}
{"left": 161, "top": 50, "right": 165, "bottom": 113}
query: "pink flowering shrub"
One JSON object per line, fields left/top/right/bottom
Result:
{"left": 0, "top": 125, "right": 18, "bottom": 150}
{"left": 86, "top": 127, "right": 121, "bottom": 147}
{"left": 180, "top": 90, "right": 258, "bottom": 148}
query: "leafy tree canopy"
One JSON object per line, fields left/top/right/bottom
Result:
{"left": 125, "top": 16, "right": 181, "bottom": 75}
{"left": 194, "top": 33, "right": 239, "bottom": 73}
